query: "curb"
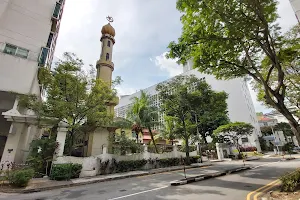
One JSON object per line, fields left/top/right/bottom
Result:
{"left": 280, "top": 157, "right": 296, "bottom": 161}
{"left": 148, "top": 163, "right": 212, "bottom": 175}
{"left": 1, "top": 163, "right": 212, "bottom": 194}
{"left": 170, "top": 166, "right": 251, "bottom": 186}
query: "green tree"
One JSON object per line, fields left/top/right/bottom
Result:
{"left": 168, "top": 0, "right": 300, "bottom": 143}
{"left": 158, "top": 116, "right": 177, "bottom": 145}
{"left": 19, "top": 52, "right": 118, "bottom": 155}
{"left": 127, "top": 91, "right": 159, "bottom": 153}
{"left": 255, "top": 25, "right": 300, "bottom": 120}
{"left": 260, "top": 126, "right": 273, "bottom": 136}
{"left": 157, "top": 75, "right": 220, "bottom": 164}
{"left": 192, "top": 90, "right": 229, "bottom": 144}
{"left": 274, "top": 122, "right": 294, "bottom": 138}
{"left": 258, "top": 136, "right": 268, "bottom": 152}
{"left": 214, "top": 122, "right": 254, "bottom": 155}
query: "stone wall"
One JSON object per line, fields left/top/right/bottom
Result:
{"left": 54, "top": 144, "right": 197, "bottom": 177}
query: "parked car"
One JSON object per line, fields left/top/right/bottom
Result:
{"left": 293, "top": 146, "right": 300, "bottom": 152}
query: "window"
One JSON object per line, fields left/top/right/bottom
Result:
{"left": 241, "top": 138, "right": 248, "bottom": 143}
{"left": 47, "top": 33, "right": 54, "bottom": 48}
{"left": 52, "top": 2, "right": 61, "bottom": 19}
{"left": 3, "top": 44, "right": 29, "bottom": 59}
{"left": 107, "top": 40, "right": 111, "bottom": 47}
{"left": 106, "top": 53, "right": 109, "bottom": 61}
{"left": 4, "top": 44, "right": 17, "bottom": 55}
{"left": 16, "top": 47, "right": 29, "bottom": 59}
{"left": 38, "top": 47, "right": 49, "bottom": 66}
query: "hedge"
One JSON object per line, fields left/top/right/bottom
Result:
{"left": 50, "top": 163, "right": 82, "bottom": 181}
{"left": 99, "top": 156, "right": 201, "bottom": 174}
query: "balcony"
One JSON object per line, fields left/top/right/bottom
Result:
{"left": 52, "top": 2, "right": 61, "bottom": 20}
{"left": 38, "top": 47, "right": 49, "bottom": 67}
{"left": 46, "top": 32, "right": 54, "bottom": 48}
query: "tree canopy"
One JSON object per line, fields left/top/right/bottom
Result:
{"left": 156, "top": 75, "right": 228, "bottom": 163}
{"left": 168, "top": 0, "right": 300, "bottom": 142}
{"left": 127, "top": 91, "right": 159, "bottom": 153}
{"left": 214, "top": 122, "right": 254, "bottom": 154}
{"left": 19, "top": 52, "right": 119, "bottom": 155}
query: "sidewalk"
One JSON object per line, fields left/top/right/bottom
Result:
{"left": 0, "top": 162, "right": 212, "bottom": 194}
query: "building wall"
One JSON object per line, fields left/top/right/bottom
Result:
{"left": 290, "top": 0, "right": 300, "bottom": 23}
{"left": 0, "top": 0, "right": 66, "bottom": 164}
{"left": 0, "top": 0, "right": 65, "bottom": 95}
{"left": 115, "top": 69, "right": 262, "bottom": 150}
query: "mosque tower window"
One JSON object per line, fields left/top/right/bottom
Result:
{"left": 106, "top": 53, "right": 110, "bottom": 61}
{"left": 107, "top": 40, "right": 111, "bottom": 47}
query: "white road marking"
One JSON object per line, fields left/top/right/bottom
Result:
{"left": 251, "top": 161, "right": 281, "bottom": 169}
{"left": 107, "top": 186, "right": 169, "bottom": 200}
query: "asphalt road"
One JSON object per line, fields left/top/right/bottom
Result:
{"left": 1, "top": 158, "right": 299, "bottom": 200}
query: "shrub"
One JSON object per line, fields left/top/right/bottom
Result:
{"left": 280, "top": 170, "right": 300, "bottom": 192}
{"left": 50, "top": 163, "right": 82, "bottom": 180}
{"left": 71, "top": 164, "right": 82, "bottom": 178}
{"left": 190, "top": 156, "right": 201, "bottom": 164}
{"left": 8, "top": 168, "right": 34, "bottom": 187}
{"left": 116, "top": 159, "right": 147, "bottom": 173}
{"left": 158, "top": 158, "right": 180, "bottom": 167}
{"left": 26, "top": 137, "right": 58, "bottom": 176}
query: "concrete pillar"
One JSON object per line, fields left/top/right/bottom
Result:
{"left": 143, "top": 144, "right": 148, "bottom": 152}
{"left": 143, "top": 144, "right": 150, "bottom": 160}
{"left": 102, "top": 145, "right": 107, "bottom": 154}
{"left": 55, "top": 121, "right": 68, "bottom": 157}
{"left": 173, "top": 144, "right": 178, "bottom": 158}
{"left": 0, "top": 122, "right": 24, "bottom": 167}
{"left": 216, "top": 143, "right": 224, "bottom": 160}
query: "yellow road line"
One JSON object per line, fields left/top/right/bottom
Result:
{"left": 246, "top": 179, "right": 279, "bottom": 200}
{"left": 247, "top": 168, "right": 300, "bottom": 200}
{"left": 253, "top": 180, "right": 281, "bottom": 200}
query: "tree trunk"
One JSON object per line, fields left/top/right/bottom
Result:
{"left": 182, "top": 118, "right": 190, "bottom": 165}
{"left": 275, "top": 101, "right": 300, "bottom": 143}
{"left": 236, "top": 139, "right": 241, "bottom": 155}
{"left": 185, "top": 137, "right": 190, "bottom": 165}
{"left": 148, "top": 127, "right": 158, "bottom": 153}
{"left": 201, "top": 133, "right": 208, "bottom": 144}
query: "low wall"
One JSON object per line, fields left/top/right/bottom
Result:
{"left": 54, "top": 145, "right": 197, "bottom": 177}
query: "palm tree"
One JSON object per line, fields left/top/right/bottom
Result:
{"left": 157, "top": 116, "right": 176, "bottom": 145}
{"left": 128, "top": 91, "right": 159, "bottom": 153}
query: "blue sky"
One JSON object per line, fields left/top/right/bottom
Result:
{"left": 54, "top": 0, "right": 298, "bottom": 113}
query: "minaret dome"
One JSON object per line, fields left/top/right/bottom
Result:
{"left": 101, "top": 23, "right": 115, "bottom": 37}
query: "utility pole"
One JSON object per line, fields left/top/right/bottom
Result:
{"left": 194, "top": 113, "right": 203, "bottom": 163}
{"left": 271, "top": 126, "right": 280, "bottom": 154}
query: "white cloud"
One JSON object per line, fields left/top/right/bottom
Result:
{"left": 115, "top": 86, "right": 136, "bottom": 96}
{"left": 153, "top": 52, "right": 183, "bottom": 77}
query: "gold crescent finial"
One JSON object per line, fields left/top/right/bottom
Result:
{"left": 106, "top": 16, "right": 114, "bottom": 23}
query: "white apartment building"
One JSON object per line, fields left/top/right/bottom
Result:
{"left": 115, "top": 67, "right": 262, "bottom": 151}
{"left": 290, "top": 0, "right": 300, "bottom": 23}
{"left": 0, "top": 0, "right": 66, "bottom": 164}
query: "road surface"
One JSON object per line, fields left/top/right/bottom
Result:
{"left": 1, "top": 158, "right": 299, "bottom": 200}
